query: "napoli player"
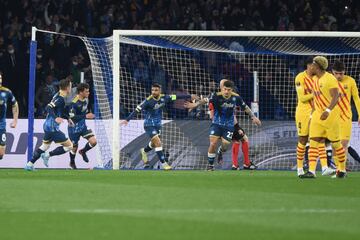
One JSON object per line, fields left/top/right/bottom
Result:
{"left": 121, "top": 83, "right": 195, "bottom": 170}
{"left": 207, "top": 80, "right": 260, "bottom": 171}
{"left": 0, "top": 71, "right": 18, "bottom": 160}
{"left": 25, "top": 79, "right": 73, "bottom": 170}
{"left": 68, "top": 83, "right": 97, "bottom": 169}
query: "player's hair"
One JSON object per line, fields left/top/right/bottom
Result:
{"left": 223, "top": 80, "right": 234, "bottom": 89}
{"left": 59, "top": 78, "right": 71, "bottom": 90}
{"left": 77, "top": 83, "right": 90, "bottom": 93}
{"left": 152, "top": 83, "right": 161, "bottom": 89}
{"left": 332, "top": 60, "right": 345, "bottom": 72}
{"left": 304, "top": 56, "right": 313, "bottom": 68}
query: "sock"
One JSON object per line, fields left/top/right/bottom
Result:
{"left": 232, "top": 142, "right": 240, "bottom": 167}
{"left": 308, "top": 140, "right": 319, "bottom": 174}
{"left": 318, "top": 143, "right": 328, "bottom": 170}
{"left": 242, "top": 141, "right": 250, "bottom": 166}
{"left": 296, "top": 142, "right": 306, "bottom": 170}
{"left": 70, "top": 151, "right": 76, "bottom": 163}
{"left": 304, "top": 144, "right": 309, "bottom": 168}
{"left": 217, "top": 146, "right": 225, "bottom": 155}
{"left": 0, "top": 155, "right": 2, "bottom": 160}
{"left": 348, "top": 146, "right": 360, "bottom": 163}
{"left": 332, "top": 141, "right": 346, "bottom": 172}
{"left": 155, "top": 147, "right": 165, "bottom": 163}
{"left": 50, "top": 146, "right": 66, "bottom": 157}
{"left": 208, "top": 152, "right": 215, "bottom": 165}
{"left": 31, "top": 148, "right": 45, "bottom": 163}
{"left": 333, "top": 155, "right": 339, "bottom": 168}
{"left": 144, "top": 142, "right": 153, "bottom": 153}
{"left": 81, "top": 142, "right": 93, "bottom": 153}
{"left": 326, "top": 144, "right": 333, "bottom": 167}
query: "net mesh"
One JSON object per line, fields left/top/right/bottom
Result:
{"left": 36, "top": 31, "right": 360, "bottom": 170}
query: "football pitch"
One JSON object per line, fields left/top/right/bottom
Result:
{"left": 0, "top": 170, "right": 359, "bottom": 240}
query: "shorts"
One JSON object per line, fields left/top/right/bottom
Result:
{"left": 69, "top": 128, "right": 94, "bottom": 146}
{"left": 0, "top": 129, "right": 6, "bottom": 146}
{"left": 339, "top": 118, "right": 352, "bottom": 140}
{"left": 43, "top": 130, "right": 69, "bottom": 144}
{"left": 232, "top": 123, "right": 246, "bottom": 141}
{"left": 309, "top": 111, "right": 340, "bottom": 142}
{"left": 295, "top": 109, "right": 311, "bottom": 137}
{"left": 209, "top": 123, "right": 234, "bottom": 142}
{"left": 144, "top": 126, "right": 161, "bottom": 139}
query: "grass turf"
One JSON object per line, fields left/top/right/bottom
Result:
{"left": 0, "top": 170, "right": 359, "bottom": 240}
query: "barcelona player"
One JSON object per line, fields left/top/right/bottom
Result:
{"left": 331, "top": 60, "right": 360, "bottom": 168}
{"left": 301, "top": 56, "right": 346, "bottom": 178}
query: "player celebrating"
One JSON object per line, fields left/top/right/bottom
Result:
{"left": 25, "top": 79, "right": 73, "bottom": 171}
{"left": 0, "top": 71, "right": 18, "bottom": 160}
{"left": 207, "top": 80, "right": 261, "bottom": 171}
{"left": 331, "top": 60, "right": 360, "bottom": 167}
{"left": 301, "top": 56, "right": 346, "bottom": 178}
{"left": 121, "top": 83, "right": 195, "bottom": 170}
{"left": 68, "top": 83, "right": 97, "bottom": 169}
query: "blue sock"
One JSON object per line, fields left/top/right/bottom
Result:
{"left": 31, "top": 148, "right": 44, "bottom": 163}
{"left": 50, "top": 146, "right": 66, "bottom": 157}
{"left": 144, "top": 142, "right": 152, "bottom": 153}
{"left": 155, "top": 148, "right": 165, "bottom": 163}
{"left": 81, "top": 142, "right": 93, "bottom": 153}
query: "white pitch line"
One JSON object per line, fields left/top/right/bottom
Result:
{"left": 0, "top": 208, "right": 353, "bottom": 214}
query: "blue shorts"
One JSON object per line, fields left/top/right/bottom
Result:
{"left": 144, "top": 126, "right": 161, "bottom": 139}
{"left": 68, "top": 128, "right": 94, "bottom": 146}
{"left": 43, "top": 130, "right": 68, "bottom": 144}
{"left": 0, "top": 129, "right": 6, "bottom": 146}
{"left": 209, "top": 124, "right": 234, "bottom": 142}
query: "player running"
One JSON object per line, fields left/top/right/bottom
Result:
{"left": 68, "top": 83, "right": 97, "bottom": 169}
{"left": 301, "top": 56, "right": 347, "bottom": 178}
{"left": 0, "top": 71, "right": 18, "bottom": 161}
{"left": 25, "top": 79, "right": 73, "bottom": 171}
{"left": 121, "top": 83, "right": 196, "bottom": 170}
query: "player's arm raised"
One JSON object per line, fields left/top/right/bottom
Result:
{"left": 121, "top": 100, "right": 146, "bottom": 126}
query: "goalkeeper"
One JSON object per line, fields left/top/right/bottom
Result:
{"left": 121, "top": 83, "right": 196, "bottom": 170}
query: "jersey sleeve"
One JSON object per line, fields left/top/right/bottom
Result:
{"left": 295, "top": 74, "right": 313, "bottom": 103}
{"left": 7, "top": 90, "right": 17, "bottom": 105}
{"left": 125, "top": 99, "right": 147, "bottom": 121}
{"left": 326, "top": 75, "right": 339, "bottom": 90}
{"left": 46, "top": 96, "right": 64, "bottom": 118}
{"left": 351, "top": 78, "right": 360, "bottom": 117}
{"left": 236, "top": 95, "right": 247, "bottom": 110}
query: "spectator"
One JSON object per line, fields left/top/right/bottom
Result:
{"left": 35, "top": 73, "right": 58, "bottom": 117}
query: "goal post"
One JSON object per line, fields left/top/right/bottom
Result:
{"left": 28, "top": 28, "right": 360, "bottom": 170}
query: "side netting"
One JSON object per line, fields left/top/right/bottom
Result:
{"left": 81, "top": 33, "right": 360, "bottom": 170}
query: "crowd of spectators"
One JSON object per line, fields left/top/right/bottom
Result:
{"left": 0, "top": 0, "right": 359, "bottom": 118}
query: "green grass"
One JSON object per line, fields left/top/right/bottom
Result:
{"left": 0, "top": 170, "right": 360, "bottom": 240}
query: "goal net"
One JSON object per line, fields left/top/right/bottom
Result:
{"left": 29, "top": 29, "right": 360, "bottom": 171}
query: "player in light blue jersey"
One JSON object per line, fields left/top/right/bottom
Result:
{"left": 68, "top": 83, "right": 96, "bottom": 169}
{"left": 25, "top": 79, "right": 73, "bottom": 171}
{"left": 121, "top": 83, "right": 195, "bottom": 170}
{"left": 0, "top": 71, "right": 18, "bottom": 160}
